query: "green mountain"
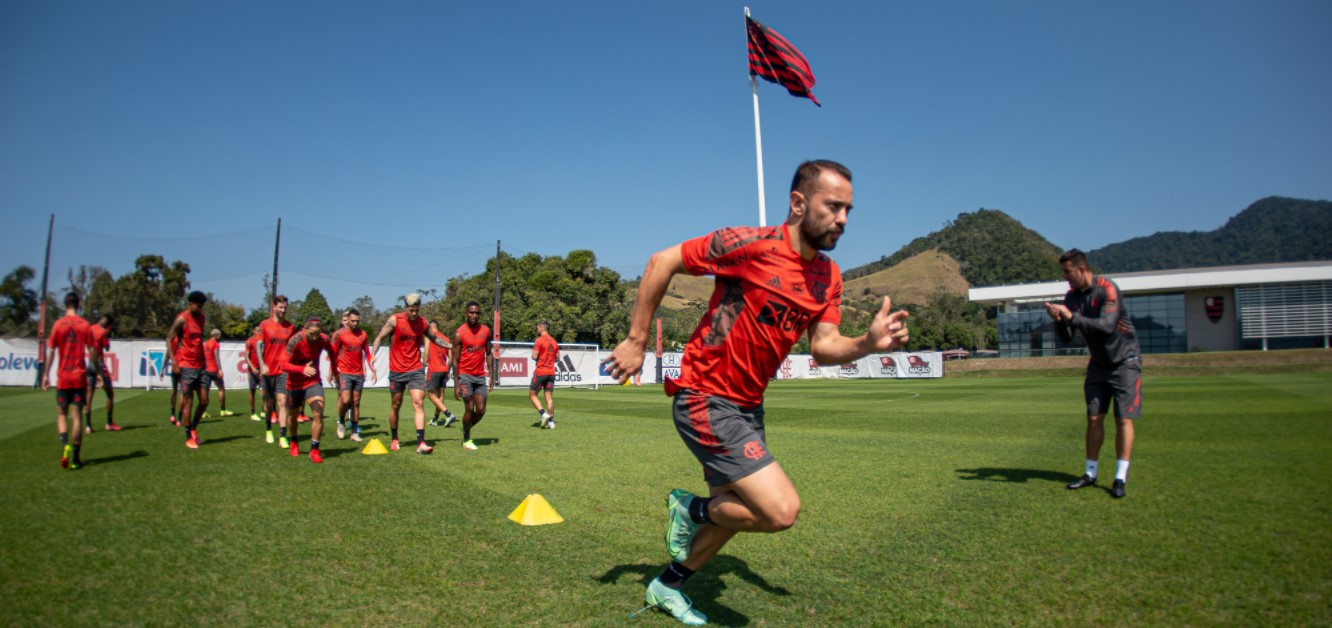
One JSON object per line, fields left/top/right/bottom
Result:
{"left": 844, "top": 209, "right": 1063, "bottom": 287}
{"left": 1088, "top": 196, "right": 1332, "bottom": 272}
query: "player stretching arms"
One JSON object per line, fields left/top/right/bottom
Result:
{"left": 370, "top": 293, "right": 450, "bottom": 454}
{"left": 281, "top": 317, "right": 332, "bottom": 463}
{"left": 257, "top": 295, "right": 295, "bottom": 447}
{"left": 202, "top": 329, "right": 236, "bottom": 417}
{"left": 166, "top": 291, "right": 210, "bottom": 449}
{"left": 84, "top": 313, "right": 122, "bottom": 432}
{"left": 43, "top": 293, "right": 92, "bottom": 469}
{"left": 330, "top": 308, "right": 376, "bottom": 442}
{"left": 451, "top": 301, "right": 493, "bottom": 451}
{"left": 426, "top": 326, "right": 458, "bottom": 428}
{"left": 607, "top": 161, "right": 910, "bottom": 625}
{"left": 529, "top": 320, "right": 559, "bottom": 429}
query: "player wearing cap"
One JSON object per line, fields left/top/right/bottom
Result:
{"left": 257, "top": 295, "right": 295, "bottom": 447}
{"left": 202, "top": 329, "right": 236, "bottom": 418}
{"left": 451, "top": 301, "right": 493, "bottom": 451}
{"left": 166, "top": 291, "right": 210, "bottom": 449}
{"left": 370, "top": 293, "right": 451, "bottom": 454}
{"left": 529, "top": 320, "right": 560, "bottom": 429}
{"left": 43, "top": 292, "right": 92, "bottom": 470}
{"left": 281, "top": 317, "right": 332, "bottom": 463}
{"left": 607, "top": 160, "right": 911, "bottom": 625}
{"left": 329, "top": 308, "right": 376, "bottom": 442}
{"left": 83, "top": 313, "right": 122, "bottom": 433}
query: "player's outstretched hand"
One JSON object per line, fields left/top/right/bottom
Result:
{"left": 603, "top": 338, "right": 645, "bottom": 385}
{"left": 869, "top": 296, "right": 911, "bottom": 352}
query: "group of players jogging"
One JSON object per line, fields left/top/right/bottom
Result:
{"left": 44, "top": 291, "right": 562, "bottom": 467}
{"left": 42, "top": 160, "right": 1142, "bottom": 625}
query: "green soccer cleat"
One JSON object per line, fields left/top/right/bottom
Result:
{"left": 279, "top": 436, "right": 289, "bottom": 449}
{"left": 220, "top": 410, "right": 236, "bottom": 417}
{"left": 266, "top": 430, "right": 275, "bottom": 444}
{"left": 462, "top": 440, "right": 477, "bottom": 451}
{"left": 60, "top": 444, "right": 72, "bottom": 469}
{"left": 666, "top": 489, "right": 700, "bottom": 563}
{"left": 251, "top": 413, "right": 262, "bottom": 422}
{"left": 644, "top": 578, "right": 707, "bottom": 626}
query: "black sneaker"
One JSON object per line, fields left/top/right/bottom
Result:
{"left": 1110, "top": 480, "right": 1126, "bottom": 499}
{"left": 1067, "top": 474, "right": 1097, "bottom": 490}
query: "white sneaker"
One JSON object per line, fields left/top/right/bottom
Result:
{"left": 336, "top": 422, "right": 347, "bottom": 440}
{"left": 462, "top": 440, "right": 477, "bottom": 451}
{"left": 350, "top": 432, "right": 364, "bottom": 443}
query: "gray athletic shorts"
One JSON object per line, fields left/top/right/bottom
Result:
{"left": 1085, "top": 358, "right": 1143, "bottom": 420}
{"left": 248, "top": 370, "right": 260, "bottom": 393}
{"left": 672, "top": 389, "right": 775, "bottom": 487}
{"left": 529, "top": 374, "right": 555, "bottom": 391}
{"left": 204, "top": 370, "right": 223, "bottom": 390}
{"left": 457, "top": 374, "right": 488, "bottom": 398}
{"left": 427, "top": 371, "right": 450, "bottom": 390}
{"left": 262, "top": 373, "right": 288, "bottom": 399}
{"left": 287, "top": 383, "right": 325, "bottom": 409}
{"left": 86, "top": 362, "right": 113, "bottom": 392}
{"left": 389, "top": 370, "right": 426, "bottom": 393}
{"left": 179, "top": 368, "right": 206, "bottom": 394}
{"left": 339, "top": 374, "right": 365, "bottom": 392}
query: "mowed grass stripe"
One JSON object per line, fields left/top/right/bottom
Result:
{"left": 1, "top": 374, "right": 1329, "bottom": 625}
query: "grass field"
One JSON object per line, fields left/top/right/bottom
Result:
{"left": 2, "top": 374, "right": 1330, "bottom": 625}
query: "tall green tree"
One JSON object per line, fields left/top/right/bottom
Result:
{"left": 104, "top": 255, "right": 192, "bottom": 337}
{"left": 294, "top": 288, "right": 334, "bottom": 329}
{"left": 0, "top": 265, "right": 39, "bottom": 335}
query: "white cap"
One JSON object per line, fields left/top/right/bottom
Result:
{"left": 404, "top": 293, "right": 421, "bottom": 306}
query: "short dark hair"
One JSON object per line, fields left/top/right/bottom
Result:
{"left": 188, "top": 291, "right": 208, "bottom": 304}
{"left": 345, "top": 308, "right": 360, "bottom": 317}
{"left": 271, "top": 294, "right": 289, "bottom": 305}
{"left": 99, "top": 313, "right": 113, "bottom": 326}
{"left": 790, "top": 160, "right": 853, "bottom": 197}
{"left": 1059, "top": 249, "right": 1089, "bottom": 269}
{"left": 537, "top": 320, "right": 549, "bottom": 330}
{"left": 64, "top": 292, "right": 80, "bottom": 309}
{"left": 466, "top": 301, "right": 481, "bottom": 310}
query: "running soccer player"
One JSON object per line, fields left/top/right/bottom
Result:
{"left": 83, "top": 313, "right": 122, "bottom": 432}
{"left": 1046, "top": 248, "right": 1143, "bottom": 499}
{"left": 165, "top": 291, "right": 210, "bottom": 449}
{"left": 605, "top": 161, "right": 910, "bottom": 625}
{"left": 167, "top": 334, "right": 181, "bottom": 427}
{"left": 43, "top": 292, "right": 92, "bottom": 470}
{"left": 245, "top": 326, "right": 262, "bottom": 420}
{"left": 369, "top": 293, "right": 450, "bottom": 454}
{"left": 202, "top": 329, "right": 236, "bottom": 417}
{"left": 451, "top": 301, "right": 493, "bottom": 451}
{"left": 281, "top": 317, "right": 332, "bottom": 463}
{"left": 257, "top": 295, "right": 295, "bottom": 447}
{"left": 425, "top": 327, "right": 458, "bottom": 428}
{"left": 529, "top": 320, "right": 559, "bottom": 429}
{"left": 329, "top": 308, "right": 376, "bottom": 442}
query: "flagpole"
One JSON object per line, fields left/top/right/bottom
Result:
{"left": 746, "top": 6, "right": 767, "bottom": 228}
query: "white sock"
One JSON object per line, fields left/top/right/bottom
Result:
{"left": 1115, "top": 460, "right": 1130, "bottom": 482}
{"left": 1084, "top": 459, "right": 1099, "bottom": 478}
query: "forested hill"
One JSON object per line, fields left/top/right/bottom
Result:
{"left": 844, "top": 209, "right": 1063, "bottom": 286}
{"left": 1088, "top": 196, "right": 1332, "bottom": 272}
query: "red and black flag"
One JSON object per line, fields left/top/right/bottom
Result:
{"left": 746, "top": 16, "right": 819, "bottom": 106}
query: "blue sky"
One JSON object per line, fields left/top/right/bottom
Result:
{"left": 2, "top": 0, "right": 1330, "bottom": 311}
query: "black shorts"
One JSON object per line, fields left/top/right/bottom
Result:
{"left": 204, "top": 371, "right": 224, "bottom": 390}
{"left": 248, "top": 371, "right": 259, "bottom": 393}
{"left": 529, "top": 374, "right": 555, "bottom": 391}
{"left": 56, "top": 388, "right": 87, "bottom": 410}
{"left": 262, "top": 374, "right": 288, "bottom": 399}
{"left": 287, "top": 383, "right": 325, "bottom": 409}
{"left": 339, "top": 374, "right": 365, "bottom": 393}
{"left": 672, "top": 389, "right": 775, "bottom": 487}
{"left": 179, "top": 368, "right": 206, "bottom": 394}
{"left": 457, "top": 374, "right": 488, "bottom": 398}
{"left": 389, "top": 370, "right": 426, "bottom": 393}
{"left": 170, "top": 370, "right": 181, "bottom": 393}
{"left": 1085, "top": 359, "right": 1143, "bottom": 420}
{"left": 427, "top": 371, "right": 450, "bottom": 390}
{"left": 86, "top": 362, "right": 113, "bottom": 392}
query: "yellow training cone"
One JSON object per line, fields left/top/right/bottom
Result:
{"left": 507, "top": 494, "right": 564, "bottom": 526}
{"left": 361, "top": 438, "right": 389, "bottom": 455}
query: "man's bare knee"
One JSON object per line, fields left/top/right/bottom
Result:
{"left": 757, "top": 498, "right": 801, "bottom": 532}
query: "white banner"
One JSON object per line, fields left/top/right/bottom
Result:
{"left": 494, "top": 345, "right": 603, "bottom": 387}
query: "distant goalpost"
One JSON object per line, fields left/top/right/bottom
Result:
{"left": 494, "top": 341, "right": 602, "bottom": 389}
